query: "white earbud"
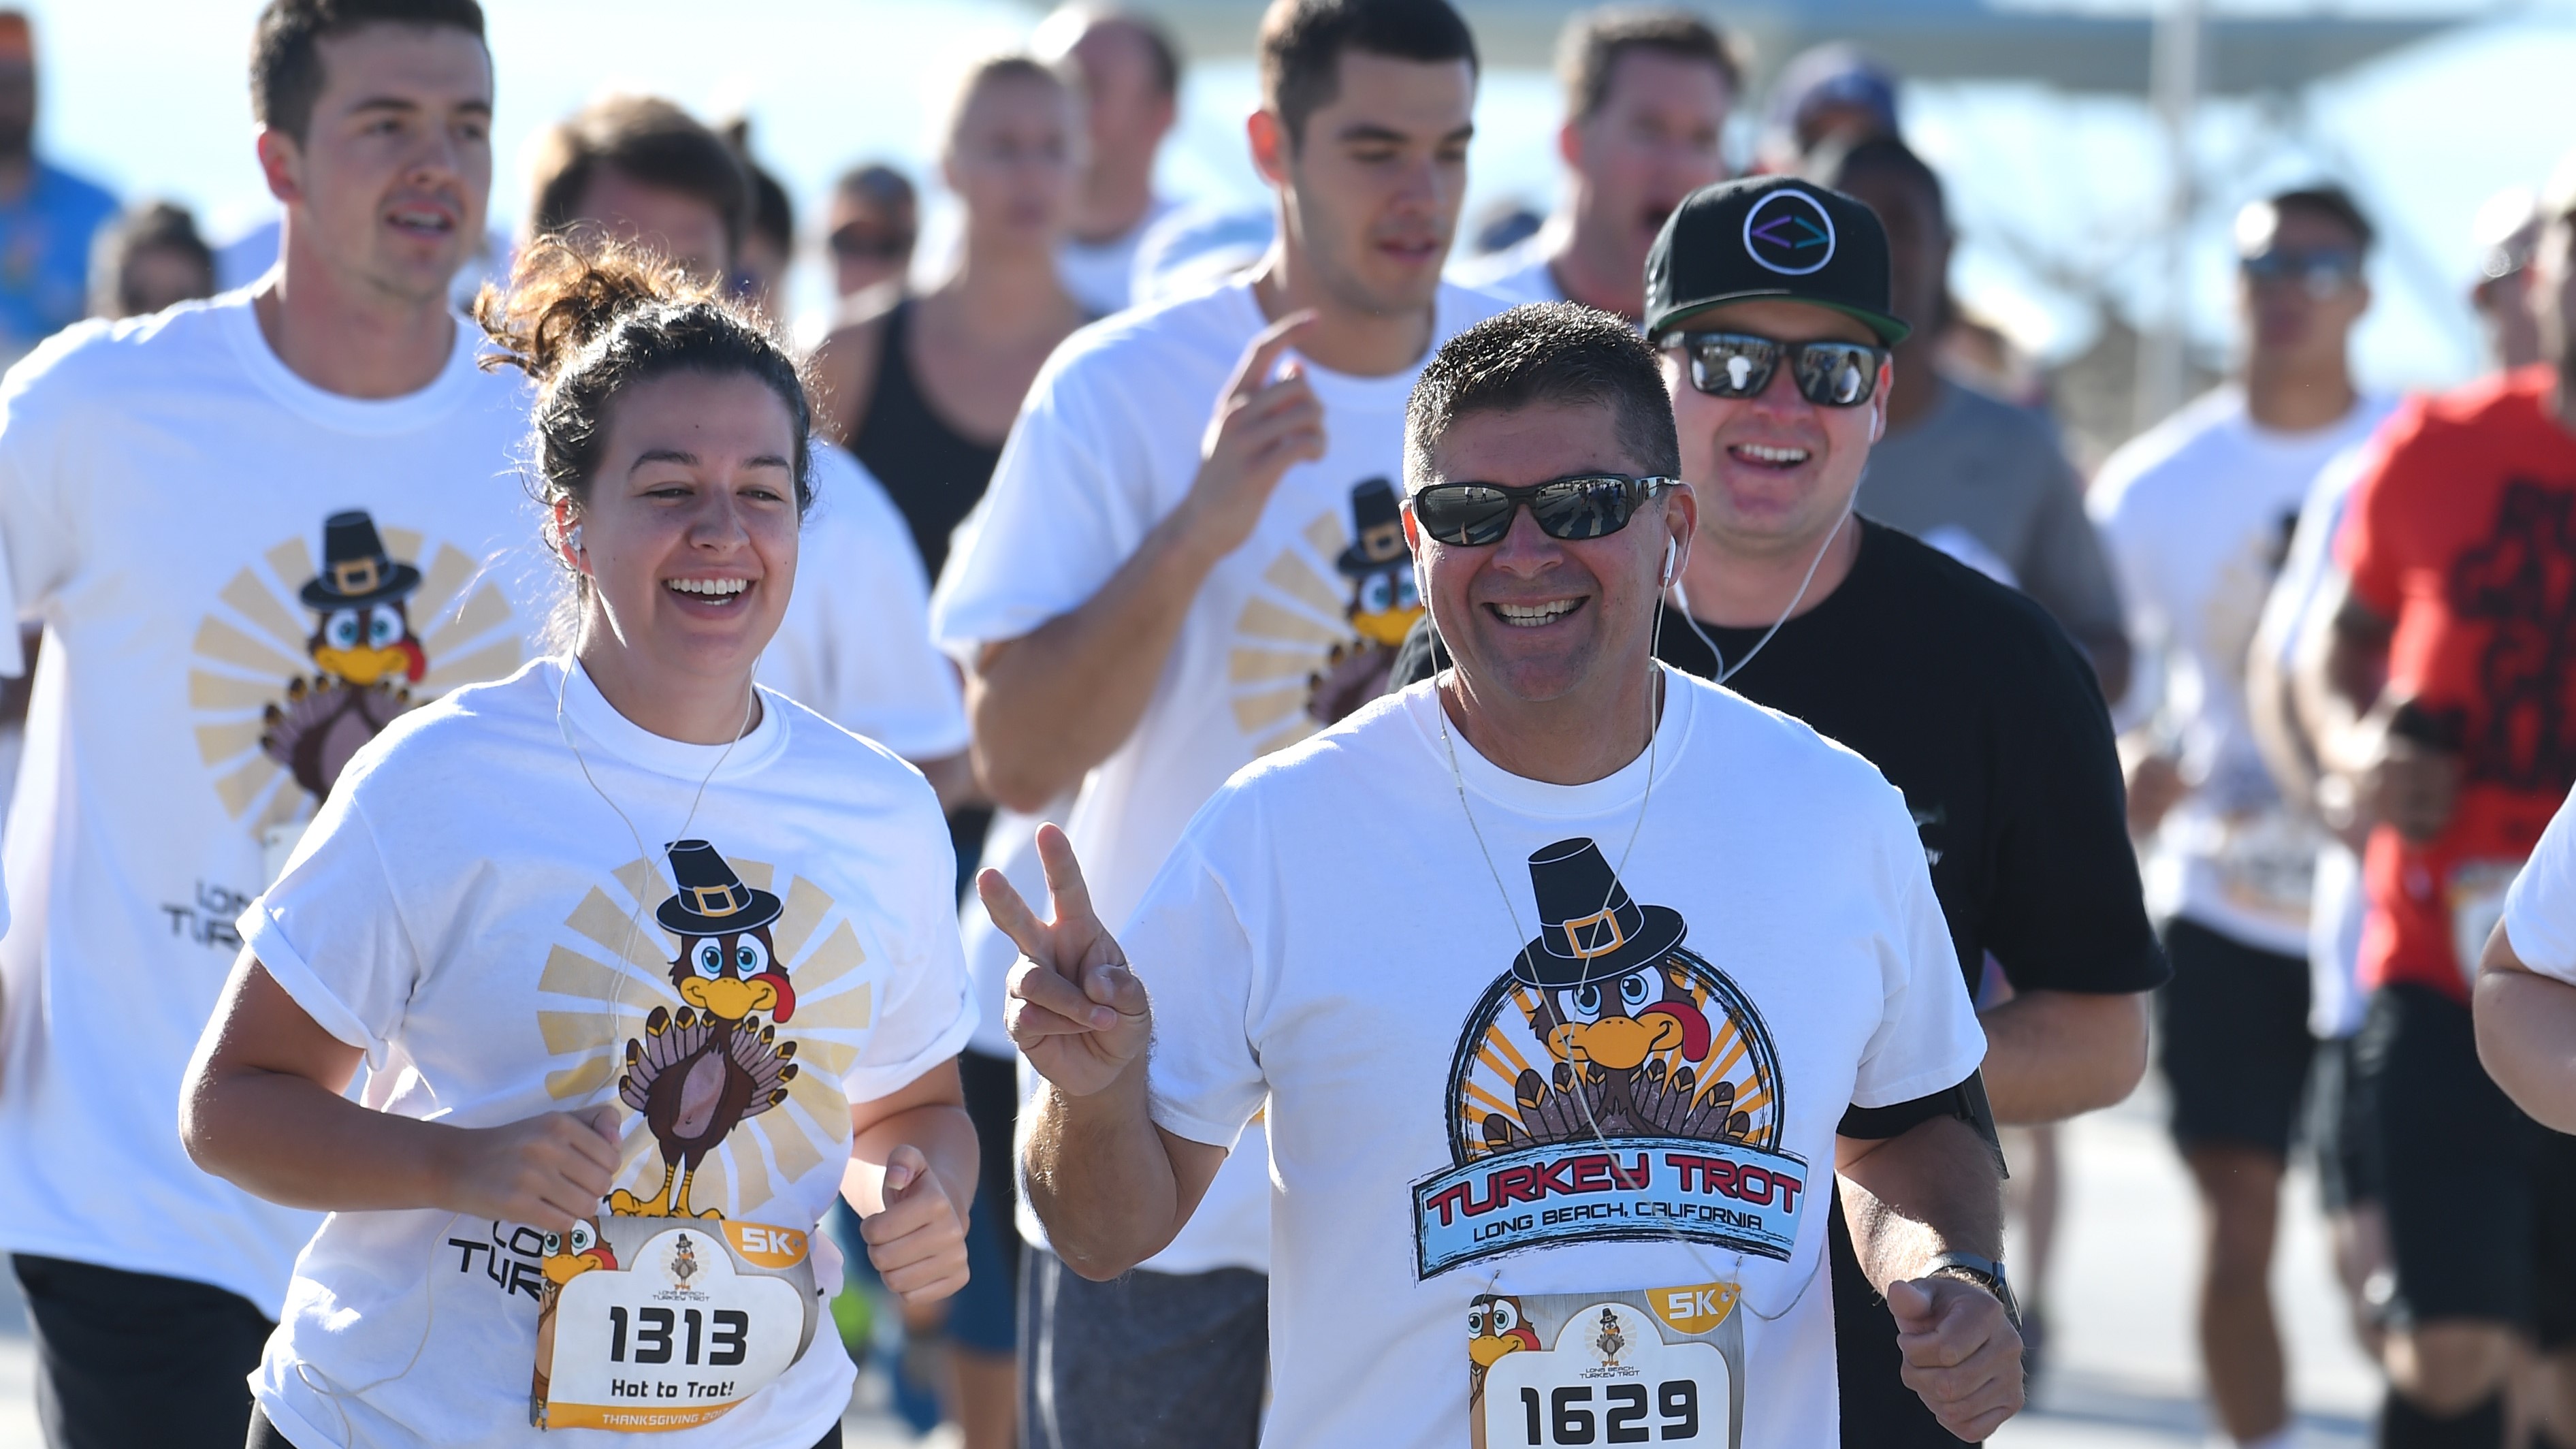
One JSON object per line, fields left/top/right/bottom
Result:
{"left": 1662, "top": 537, "right": 1679, "bottom": 587}
{"left": 568, "top": 524, "right": 584, "bottom": 554}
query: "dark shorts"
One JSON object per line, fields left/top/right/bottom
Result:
{"left": 247, "top": 1410, "right": 844, "bottom": 1447}
{"left": 946, "top": 1048, "right": 1022, "bottom": 1356}
{"left": 13, "top": 1253, "right": 274, "bottom": 1449}
{"left": 1020, "top": 1247, "right": 1266, "bottom": 1449}
{"left": 2157, "top": 916, "right": 2315, "bottom": 1160}
{"left": 2357, "top": 983, "right": 2576, "bottom": 1343}
{"left": 1830, "top": 1188, "right": 1968, "bottom": 1447}
{"left": 2308, "top": 1033, "right": 2381, "bottom": 1212}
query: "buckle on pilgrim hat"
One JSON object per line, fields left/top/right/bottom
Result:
{"left": 689, "top": 884, "right": 743, "bottom": 917}
{"left": 1561, "top": 907, "right": 1626, "bottom": 959}
{"left": 332, "top": 559, "right": 383, "bottom": 594}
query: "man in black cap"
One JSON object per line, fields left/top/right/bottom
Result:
{"left": 982, "top": 301, "right": 2023, "bottom": 1446}
{"left": 1394, "top": 174, "right": 2166, "bottom": 1446}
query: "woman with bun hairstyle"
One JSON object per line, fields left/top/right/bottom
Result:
{"left": 182, "top": 238, "right": 978, "bottom": 1449}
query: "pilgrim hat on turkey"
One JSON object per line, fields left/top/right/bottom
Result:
{"left": 300, "top": 509, "right": 423, "bottom": 609}
{"left": 1336, "top": 477, "right": 1410, "bottom": 577}
{"left": 1511, "top": 838, "right": 1689, "bottom": 990}
{"left": 656, "top": 840, "right": 784, "bottom": 936}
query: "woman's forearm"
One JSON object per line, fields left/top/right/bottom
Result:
{"left": 183, "top": 1059, "right": 455, "bottom": 1212}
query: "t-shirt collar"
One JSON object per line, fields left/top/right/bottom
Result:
{"left": 1402, "top": 665, "right": 1696, "bottom": 820}
{"left": 216, "top": 290, "right": 497, "bottom": 435}
{"left": 551, "top": 656, "right": 790, "bottom": 782}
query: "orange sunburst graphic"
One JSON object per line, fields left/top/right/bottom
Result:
{"left": 536, "top": 853, "right": 878, "bottom": 1220}
{"left": 1448, "top": 949, "right": 1784, "bottom": 1164}
{"left": 187, "top": 518, "right": 524, "bottom": 838}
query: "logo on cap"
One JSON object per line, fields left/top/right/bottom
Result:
{"left": 1743, "top": 189, "right": 1837, "bottom": 276}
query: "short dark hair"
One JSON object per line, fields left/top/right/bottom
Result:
{"left": 250, "top": 0, "right": 487, "bottom": 142}
{"left": 1811, "top": 133, "right": 1946, "bottom": 230}
{"left": 2265, "top": 183, "right": 2375, "bottom": 253}
{"left": 720, "top": 119, "right": 794, "bottom": 258}
{"left": 1259, "top": 0, "right": 1478, "bottom": 148}
{"left": 1558, "top": 9, "right": 1741, "bottom": 123}
{"left": 528, "top": 96, "right": 750, "bottom": 260}
{"left": 91, "top": 201, "right": 217, "bottom": 318}
{"left": 1406, "top": 302, "right": 1681, "bottom": 488}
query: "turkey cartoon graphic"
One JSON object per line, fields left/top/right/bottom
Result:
{"left": 1412, "top": 839, "right": 1809, "bottom": 1279}
{"left": 1305, "top": 477, "right": 1424, "bottom": 725}
{"left": 611, "top": 841, "right": 804, "bottom": 1220}
{"left": 260, "top": 510, "right": 428, "bottom": 799}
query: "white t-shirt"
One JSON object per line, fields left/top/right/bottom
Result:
{"left": 760, "top": 443, "right": 969, "bottom": 762}
{"left": 2505, "top": 783, "right": 2576, "bottom": 982}
{"left": 1447, "top": 232, "right": 1565, "bottom": 308}
{"left": 1138, "top": 672, "right": 1984, "bottom": 1449}
{"left": 243, "top": 658, "right": 974, "bottom": 1449}
{"left": 1056, "top": 197, "right": 1181, "bottom": 319}
{"left": 931, "top": 276, "right": 1509, "bottom": 1273}
{"left": 2091, "top": 387, "right": 2394, "bottom": 955}
{"left": 0, "top": 293, "right": 558, "bottom": 1311}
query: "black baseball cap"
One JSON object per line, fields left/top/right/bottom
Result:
{"left": 1644, "top": 175, "right": 1911, "bottom": 345}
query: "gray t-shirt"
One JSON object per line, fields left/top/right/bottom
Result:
{"left": 1857, "top": 377, "right": 2127, "bottom": 653}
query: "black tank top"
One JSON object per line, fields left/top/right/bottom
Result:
{"left": 850, "top": 298, "right": 1005, "bottom": 581}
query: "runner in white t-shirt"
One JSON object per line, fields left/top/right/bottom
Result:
{"left": 182, "top": 239, "right": 976, "bottom": 1449}
{"left": 982, "top": 303, "right": 2021, "bottom": 1448}
{"left": 0, "top": 8, "right": 552, "bottom": 1444}
{"left": 1445, "top": 9, "right": 1734, "bottom": 323}
{"left": 931, "top": 1, "right": 1498, "bottom": 1441}
{"left": 2089, "top": 185, "right": 2391, "bottom": 1449}
{"left": 2481, "top": 784, "right": 2576, "bottom": 1130}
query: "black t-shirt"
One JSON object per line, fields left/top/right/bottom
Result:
{"left": 1652, "top": 519, "right": 2164, "bottom": 999}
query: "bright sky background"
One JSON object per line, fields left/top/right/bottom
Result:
{"left": 16, "top": 0, "right": 2576, "bottom": 396}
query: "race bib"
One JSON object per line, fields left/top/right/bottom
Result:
{"left": 2448, "top": 859, "right": 2525, "bottom": 991}
{"left": 1469, "top": 1283, "right": 1743, "bottom": 1449}
{"left": 531, "top": 1217, "right": 820, "bottom": 1432}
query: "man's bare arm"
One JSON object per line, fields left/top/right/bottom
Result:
{"left": 1837, "top": 1113, "right": 2023, "bottom": 1440}
{"left": 1978, "top": 989, "right": 2148, "bottom": 1124}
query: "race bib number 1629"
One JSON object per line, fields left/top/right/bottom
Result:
{"left": 1468, "top": 1283, "right": 1743, "bottom": 1449}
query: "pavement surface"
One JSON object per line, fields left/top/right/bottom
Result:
{"left": 0, "top": 1085, "right": 2379, "bottom": 1446}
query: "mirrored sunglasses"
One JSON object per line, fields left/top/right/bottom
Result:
{"left": 1664, "top": 332, "right": 1886, "bottom": 407}
{"left": 1408, "top": 474, "right": 1677, "bottom": 547}
{"left": 2240, "top": 246, "right": 2362, "bottom": 299}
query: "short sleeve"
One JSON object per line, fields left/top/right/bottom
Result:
{"left": 1982, "top": 622, "right": 2168, "bottom": 994}
{"left": 930, "top": 353, "right": 1159, "bottom": 658}
{"left": 2014, "top": 451, "right": 2128, "bottom": 654}
{"left": 2335, "top": 406, "right": 2421, "bottom": 620}
{"left": 2504, "top": 784, "right": 2576, "bottom": 982}
{"left": 839, "top": 785, "right": 978, "bottom": 1102}
{"left": 2087, "top": 464, "right": 2164, "bottom": 731}
{"left": 0, "top": 326, "right": 107, "bottom": 666}
{"left": 1130, "top": 831, "right": 1269, "bottom": 1153}
{"left": 759, "top": 445, "right": 969, "bottom": 760}
{"left": 237, "top": 791, "right": 425, "bottom": 1068}
{"left": 1851, "top": 784, "right": 1989, "bottom": 1109}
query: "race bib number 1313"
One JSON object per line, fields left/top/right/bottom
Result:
{"left": 1469, "top": 1282, "right": 1743, "bottom": 1448}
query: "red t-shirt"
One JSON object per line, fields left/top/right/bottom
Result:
{"left": 2338, "top": 366, "right": 2576, "bottom": 1000}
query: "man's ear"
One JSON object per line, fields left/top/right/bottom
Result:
{"left": 255, "top": 127, "right": 305, "bottom": 206}
{"left": 1556, "top": 117, "right": 1583, "bottom": 170}
{"left": 1248, "top": 109, "right": 1291, "bottom": 188}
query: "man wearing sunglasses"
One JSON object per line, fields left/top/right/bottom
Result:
{"left": 2090, "top": 183, "right": 2392, "bottom": 1449}
{"left": 1394, "top": 173, "right": 2163, "bottom": 1447}
{"left": 984, "top": 301, "right": 2023, "bottom": 1448}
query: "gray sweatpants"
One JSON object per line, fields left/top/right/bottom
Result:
{"left": 1020, "top": 1245, "right": 1268, "bottom": 1449}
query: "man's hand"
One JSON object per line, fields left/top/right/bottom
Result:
{"left": 1173, "top": 311, "right": 1325, "bottom": 561}
{"left": 2123, "top": 750, "right": 2187, "bottom": 838}
{"left": 979, "top": 824, "right": 1150, "bottom": 1098}
{"left": 1888, "top": 1276, "right": 2025, "bottom": 1441}
{"left": 2360, "top": 727, "right": 2460, "bottom": 843}
{"left": 436, "top": 1104, "right": 622, "bottom": 1232}
{"left": 861, "top": 1143, "right": 970, "bottom": 1305}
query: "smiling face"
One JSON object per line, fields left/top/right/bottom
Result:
{"left": 672, "top": 923, "right": 782, "bottom": 1021}
{"left": 1568, "top": 49, "right": 1730, "bottom": 291}
{"left": 1260, "top": 51, "right": 1475, "bottom": 317}
{"left": 947, "top": 71, "right": 1083, "bottom": 251}
{"left": 258, "top": 22, "right": 492, "bottom": 306}
{"left": 1663, "top": 298, "right": 1885, "bottom": 562}
{"left": 1408, "top": 400, "right": 1693, "bottom": 708}
{"left": 570, "top": 369, "right": 801, "bottom": 695}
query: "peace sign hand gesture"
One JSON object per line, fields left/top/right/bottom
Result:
{"left": 978, "top": 824, "right": 1150, "bottom": 1098}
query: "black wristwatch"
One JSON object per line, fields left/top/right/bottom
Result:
{"left": 1922, "top": 1250, "right": 2023, "bottom": 1331}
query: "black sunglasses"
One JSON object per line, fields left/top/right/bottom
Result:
{"left": 1664, "top": 331, "right": 1887, "bottom": 407}
{"left": 829, "top": 225, "right": 916, "bottom": 261}
{"left": 2240, "top": 246, "right": 2362, "bottom": 299}
{"left": 1408, "top": 474, "right": 1677, "bottom": 547}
